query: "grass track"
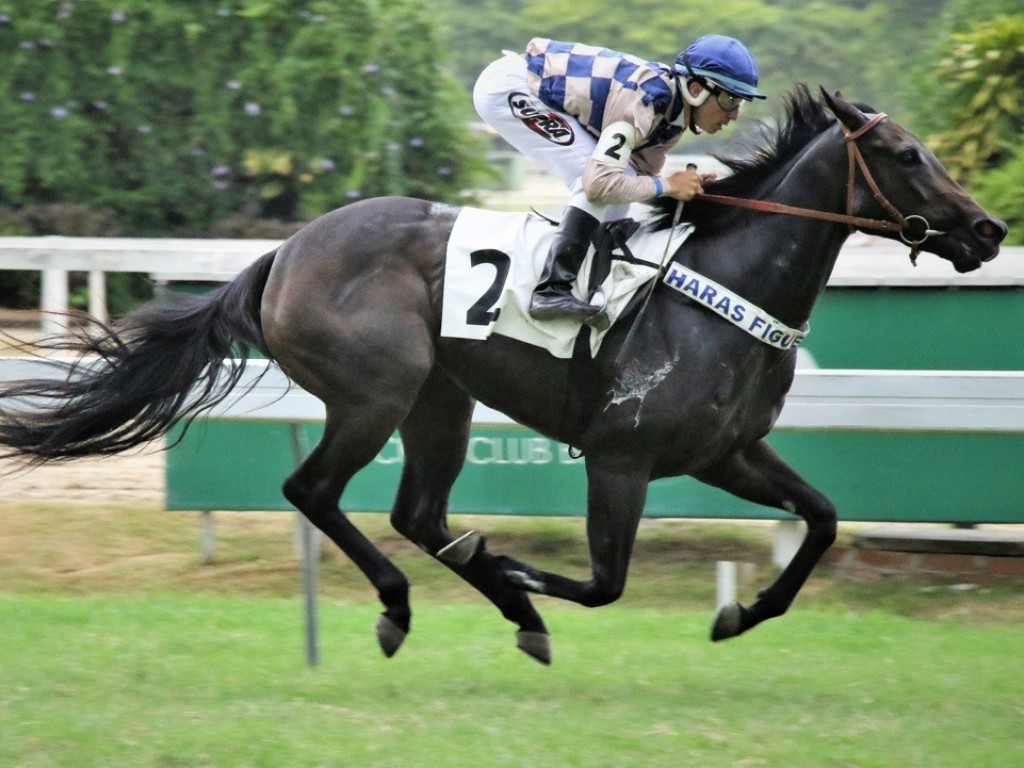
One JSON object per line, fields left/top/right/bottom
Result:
{"left": 1, "top": 593, "right": 1022, "bottom": 768}
{"left": 3, "top": 502, "right": 1023, "bottom": 766}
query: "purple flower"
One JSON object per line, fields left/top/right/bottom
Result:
{"left": 345, "top": 190, "right": 362, "bottom": 199}
{"left": 111, "top": 10, "right": 126, "bottom": 23}
{"left": 211, "top": 164, "right": 231, "bottom": 178}
{"left": 51, "top": 107, "right": 68, "bottom": 118}
{"left": 226, "top": 80, "right": 242, "bottom": 91}
{"left": 20, "top": 92, "right": 35, "bottom": 102}
{"left": 319, "top": 158, "right": 336, "bottom": 171}
{"left": 0, "top": 14, "right": 12, "bottom": 24}
{"left": 361, "top": 63, "right": 379, "bottom": 74}
{"left": 408, "top": 137, "right": 425, "bottom": 148}
{"left": 107, "top": 66, "right": 122, "bottom": 76}
{"left": 92, "top": 100, "right": 108, "bottom": 110}
{"left": 244, "top": 102, "right": 261, "bottom": 116}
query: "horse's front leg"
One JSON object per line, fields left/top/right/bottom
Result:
{"left": 496, "top": 456, "right": 651, "bottom": 608}
{"left": 694, "top": 439, "right": 837, "bottom": 641}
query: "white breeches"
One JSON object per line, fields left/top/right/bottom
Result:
{"left": 473, "top": 53, "right": 631, "bottom": 220}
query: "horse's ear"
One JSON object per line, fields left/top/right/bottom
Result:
{"left": 819, "top": 86, "right": 867, "bottom": 131}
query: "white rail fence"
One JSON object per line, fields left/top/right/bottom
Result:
{"left": 0, "top": 236, "right": 279, "bottom": 333}
{"left": 4, "top": 358, "right": 1024, "bottom": 434}
{"left": 1, "top": 235, "right": 1023, "bottom": 337}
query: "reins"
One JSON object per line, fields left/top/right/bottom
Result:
{"left": 692, "top": 112, "right": 943, "bottom": 266}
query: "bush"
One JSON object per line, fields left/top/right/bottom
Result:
{"left": 0, "top": 1, "right": 489, "bottom": 235}
{"left": 915, "top": 10, "right": 1024, "bottom": 184}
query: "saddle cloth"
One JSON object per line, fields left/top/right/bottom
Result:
{"left": 441, "top": 207, "right": 693, "bottom": 358}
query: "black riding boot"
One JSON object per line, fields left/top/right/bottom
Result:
{"left": 529, "top": 206, "right": 601, "bottom": 322}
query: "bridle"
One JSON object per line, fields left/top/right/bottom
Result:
{"left": 693, "top": 112, "right": 944, "bottom": 265}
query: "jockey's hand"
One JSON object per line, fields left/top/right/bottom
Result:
{"left": 663, "top": 169, "right": 717, "bottom": 201}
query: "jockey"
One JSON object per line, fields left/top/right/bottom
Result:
{"left": 473, "top": 35, "right": 766, "bottom": 322}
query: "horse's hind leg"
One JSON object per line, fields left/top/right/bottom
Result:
{"left": 282, "top": 408, "right": 415, "bottom": 658}
{"left": 694, "top": 439, "right": 837, "bottom": 641}
{"left": 390, "top": 368, "right": 551, "bottom": 664}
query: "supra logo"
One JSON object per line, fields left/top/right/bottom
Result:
{"left": 507, "top": 92, "right": 575, "bottom": 145}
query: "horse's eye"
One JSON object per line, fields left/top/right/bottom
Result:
{"left": 898, "top": 148, "right": 920, "bottom": 165}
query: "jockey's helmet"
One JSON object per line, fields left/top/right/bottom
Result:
{"left": 674, "top": 35, "right": 766, "bottom": 100}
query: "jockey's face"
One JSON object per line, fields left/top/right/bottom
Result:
{"left": 688, "top": 80, "right": 740, "bottom": 134}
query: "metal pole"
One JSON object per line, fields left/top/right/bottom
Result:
{"left": 716, "top": 561, "right": 737, "bottom": 609}
{"left": 201, "top": 511, "right": 216, "bottom": 565}
{"left": 290, "top": 423, "right": 319, "bottom": 667}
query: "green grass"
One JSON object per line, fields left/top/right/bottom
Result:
{"left": 2, "top": 501, "right": 1024, "bottom": 767}
{"left": 1, "top": 594, "right": 1022, "bottom": 768}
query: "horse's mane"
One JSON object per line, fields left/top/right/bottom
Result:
{"left": 646, "top": 83, "right": 838, "bottom": 232}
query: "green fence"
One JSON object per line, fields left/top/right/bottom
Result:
{"left": 166, "top": 284, "right": 1024, "bottom": 524}
{"left": 167, "top": 420, "right": 1024, "bottom": 524}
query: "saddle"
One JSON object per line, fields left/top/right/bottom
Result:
{"left": 441, "top": 207, "right": 691, "bottom": 359}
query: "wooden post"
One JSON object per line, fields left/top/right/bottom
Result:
{"left": 88, "top": 270, "right": 108, "bottom": 324}
{"left": 40, "top": 269, "right": 68, "bottom": 337}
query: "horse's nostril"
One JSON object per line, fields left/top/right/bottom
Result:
{"left": 974, "top": 218, "right": 1007, "bottom": 243}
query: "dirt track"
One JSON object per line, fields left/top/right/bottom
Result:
{"left": 1, "top": 449, "right": 165, "bottom": 506}
{"left": 1, "top": 325, "right": 165, "bottom": 506}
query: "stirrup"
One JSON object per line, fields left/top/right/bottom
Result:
{"left": 528, "top": 293, "right": 600, "bottom": 322}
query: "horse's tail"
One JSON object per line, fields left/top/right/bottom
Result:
{"left": 0, "top": 249, "right": 278, "bottom": 463}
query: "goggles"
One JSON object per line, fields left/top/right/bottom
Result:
{"left": 710, "top": 86, "right": 745, "bottom": 112}
{"left": 681, "top": 54, "right": 748, "bottom": 112}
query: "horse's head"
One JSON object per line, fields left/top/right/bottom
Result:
{"left": 821, "top": 88, "right": 1007, "bottom": 272}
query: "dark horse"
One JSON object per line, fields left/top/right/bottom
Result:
{"left": 0, "top": 87, "right": 1006, "bottom": 664}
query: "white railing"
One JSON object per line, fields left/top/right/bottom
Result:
{"left": 0, "top": 236, "right": 279, "bottom": 333}
{"left": 3, "top": 357, "right": 1023, "bottom": 433}
{"left": 2, "top": 236, "right": 1023, "bottom": 337}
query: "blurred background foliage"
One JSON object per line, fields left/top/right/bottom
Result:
{"left": 0, "top": 0, "right": 1020, "bottom": 309}
{"left": 0, "top": 0, "right": 490, "bottom": 238}
{"left": 440, "top": 0, "right": 1022, "bottom": 239}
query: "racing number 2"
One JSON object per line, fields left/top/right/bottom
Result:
{"left": 603, "top": 132, "right": 627, "bottom": 162}
{"left": 466, "top": 249, "right": 511, "bottom": 326}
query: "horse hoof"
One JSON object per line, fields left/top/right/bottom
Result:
{"left": 516, "top": 631, "right": 552, "bottom": 666}
{"left": 710, "top": 601, "right": 745, "bottom": 642}
{"left": 375, "top": 614, "right": 408, "bottom": 658}
{"left": 437, "top": 530, "right": 483, "bottom": 566}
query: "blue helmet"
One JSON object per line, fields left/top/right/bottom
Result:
{"left": 674, "top": 35, "right": 766, "bottom": 100}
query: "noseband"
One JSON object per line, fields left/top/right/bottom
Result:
{"left": 695, "top": 112, "right": 943, "bottom": 266}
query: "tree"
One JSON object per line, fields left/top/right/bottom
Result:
{"left": 920, "top": 14, "right": 1024, "bottom": 183}
{"left": 906, "top": 0, "right": 1024, "bottom": 242}
{"left": 515, "top": 0, "right": 947, "bottom": 133}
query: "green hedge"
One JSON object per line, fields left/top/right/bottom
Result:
{"left": 0, "top": 0, "right": 489, "bottom": 235}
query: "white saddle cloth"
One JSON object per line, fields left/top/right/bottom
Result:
{"left": 441, "top": 208, "right": 693, "bottom": 358}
